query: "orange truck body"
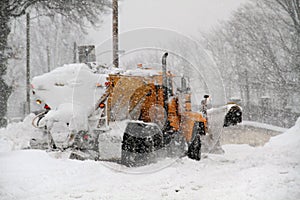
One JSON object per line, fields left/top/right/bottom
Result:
{"left": 104, "top": 71, "right": 206, "bottom": 142}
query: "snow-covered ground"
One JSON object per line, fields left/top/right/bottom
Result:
{"left": 221, "top": 122, "right": 286, "bottom": 147}
{"left": 0, "top": 117, "right": 299, "bottom": 200}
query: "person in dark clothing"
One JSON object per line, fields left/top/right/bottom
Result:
{"left": 200, "top": 95, "right": 210, "bottom": 119}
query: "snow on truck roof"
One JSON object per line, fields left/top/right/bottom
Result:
{"left": 31, "top": 63, "right": 108, "bottom": 130}
{"left": 122, "top": 68, "right": 162, "bottom": 77}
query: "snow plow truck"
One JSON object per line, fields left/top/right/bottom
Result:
{"left": 30, "top": 52, "right": 242, "bottom": 167}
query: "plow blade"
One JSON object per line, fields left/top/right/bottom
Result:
{"left": 121, "top": 121, "right": 186, "bottom": 167}
{"left": 121, "top": 122, "right": 164, "bottom": 167}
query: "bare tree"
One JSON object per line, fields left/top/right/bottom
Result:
{"left": 203, "top": 0, "right": 300, "bottom": 126}
{"left": 0, "top": 0, "right": 111, "bottom": 127}
{"left": 271, "top": 0, "right": 300, "bottom": 80}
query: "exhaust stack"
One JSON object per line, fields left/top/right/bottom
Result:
{"left": 162, "top": 52, "right": 169, "bottom": 130}
{"left": 162, "top": 52, "right": 168, "bottom": 90}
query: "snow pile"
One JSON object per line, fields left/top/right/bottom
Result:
{"left": 32, "top": 63, "right": 108, "bottom": 131}
{"left": 268, "top": 117, "right": 300, "bottom": 147}
{"left": 0, "top": 118, "right": 299, "bottom": 199}
{"left": 263, "top": 117, "right": 300, "bottom": 161}
{"left": 0, "top": 114, "right": 43, "bottom": 152}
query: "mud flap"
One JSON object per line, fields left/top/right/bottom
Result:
{"left": 121, "top": 122, "right": 164, "bottom": 167}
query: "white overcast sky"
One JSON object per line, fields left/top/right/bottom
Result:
{"left": 87, "top": 0, "right": 249, "bottom": 45}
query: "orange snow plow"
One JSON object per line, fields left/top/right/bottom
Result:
{"left": 98, "top": 53, "right": 208, "bottom": 166}
{"left": 30, "top": 52, "right": 242, "bottom": 166}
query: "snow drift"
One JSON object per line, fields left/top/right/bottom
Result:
{"left": 0, "top": 117, "right": 299, "bottom": 199}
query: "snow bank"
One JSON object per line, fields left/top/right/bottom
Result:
{"left": 0, "top": 114, "right": 43, "bottom": 152}
{"left": 265, "top": 117, "right": 300, "bottom": 150}
{"left": 241, "top": 120, "right": 288, "bottom": 133}
{"left": 0, "top": 118, "right": 299, "bottom": 199}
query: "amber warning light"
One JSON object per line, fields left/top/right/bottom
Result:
{"left": 99, "top": 103, "right": 105, "bottom": 108}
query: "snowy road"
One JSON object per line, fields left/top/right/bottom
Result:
{"left": 221, "top": 124, "right": 283, "bottom": 146}
{"left": 0, "top": 119, "right": 299, "bottom": 200}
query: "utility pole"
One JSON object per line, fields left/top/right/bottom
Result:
{"left": 46, "top": 46, "right": 51, "bottom": 72}
{"left": 112, "top": 0, "right": 119, "bottom": 68}
{"left": 26, "top": 13, "right": 31, "bottom": 114}
{"left": 73, "top": 42, "right": 77, "bottom": 63}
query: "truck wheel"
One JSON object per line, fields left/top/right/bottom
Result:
{"left": 187, "top": 134, "right": 201, "bottom": 161}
